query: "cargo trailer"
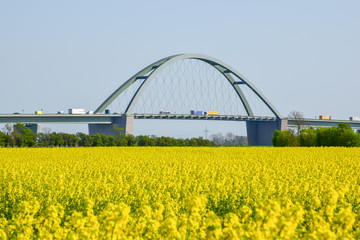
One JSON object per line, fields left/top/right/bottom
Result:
{"left": 350, "top": 117, "right": 360, "bottom": 121}
{"left": 190, "top": 110, "right": 203, "bottom": 115}
{"left": 68, "top": 109, "right": 86, "bottom": 114}
{"left": 205, "top": 111, "right": 219, "bottom": 115}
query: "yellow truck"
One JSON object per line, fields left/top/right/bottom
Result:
{"left": 205, "top": 111, "right": 219, "bottom": 115}
{"left": 35, "top": 111, "right": 43, "bottom": 115}
{"left": 319, "top": 115, "right": 331, "bottom": 120}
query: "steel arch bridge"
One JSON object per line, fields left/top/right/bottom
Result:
{"left": 89, "top": 54, "right": 287, "bottom": 145}
{"left": 95, "top": 54, "right": 282, "bottom": 118}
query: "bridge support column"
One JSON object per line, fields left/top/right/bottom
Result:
{"left": 88, "top": 115, "right": 134, "bottom": 136}
{"left": 25, "top": 123, "right": 39, "bottom": 134}
{"left": 246, "top": 119, "right": 288, "bottom": 146}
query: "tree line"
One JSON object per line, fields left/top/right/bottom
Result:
{"left": 210, "top": 132, "right": 248, "bottom": 146}
{"left": 0, "top": 123, "right": 216, "bottom": 147}
{"left": 273, "top": 123, "right": 360, "bottom": 147}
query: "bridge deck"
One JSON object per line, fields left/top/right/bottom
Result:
{"left": 1, "top": 114, "right": 360, "bottom": 129}
{"left": 0, "top": 114, "right": 114, "bottom": 124}
{"left": 288, "top": 118, "right": 360, "bottom": 129}
{"left": 0, "top": 114, "right": 277, "bottom": 124}
{"left": 132, "top": 114, "right": 277, "bottom": 121}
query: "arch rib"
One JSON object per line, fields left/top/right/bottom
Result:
{"left": 94, "top": 55, "right": 180, "bottom": 114}
{"left": 209, "top": 63, "right": 254, "bottom": 116}
{"left": 95, "top": 54, "right": 282, "bottom": 119}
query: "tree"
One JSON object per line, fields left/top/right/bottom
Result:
{"left": 68, "top": 134, "right": 80, "bottom": 147}
{"left": 107, "top": 136, "right": 117, "bottom": 146}
{"left": 112, "top": 124, "right": 127, "bottom": 146}
{"left": 126, "top": 134, "right": 138, "bottom": 146}
{"left": 2, "top": 124, "right": 14, "bottom": 147}
{"left": 226, "top": 132, "right": 235, "bottom": 141}
{"left": 52, "top": 133, "right": 64, "bottom": 147}
{"left": 210, "top": 133, "right": 224, "bottom": 145}
{"left": 137, "top": 135, "right": 155, "bottom": 146}
{"left": 112, "top": 124, "right": 124, "bottom": 138}
{"left": 2, "top": 124, "right": 12, "bottom": 135}
{"left": 12, "top": 123, "right": 35, "bottom": 147}
{"left": 0, "top": 131, "right": 5, "bottom": 147}
{"left": 42, "top": 127, "right": 52, "bottom": 135}
{"left": 193, "top": 137, "right": 213, "bottom": 146}
{"left": 37, "top": 133, "right": 49, "bottom": 147}
{"left": 156, "top": 136, "right": 173, "bottom": 146}
{"left": 177, "top": 139, "right": 186, "bottom": 146}
{"left": 272, "top": 130, "right": 298, "bottom": 147}
{"left": 336, "top": 123, "right": 359, "bottom": 147}
{"left": 4, "top": 133, "right": 15, "bottom": 147}
{"left": 288, "top": 111, "right": 308, "bottom": 136}
{"left": 61, "top": 133, "right": 79, "bottom": 147}
{"left": 84, "top": 135, "right": 94, "bottom": 147}
{"left": 76, "top": 132, "right": 88, "bottom": 147}
{"left": 299, "top": 128, "right": 317, "bottom": 146}
{"left": 100, "top": 134, "right": 110, "bottom": 146}
{"left": 92, "top": 133, "right": 104, "bottom": 146}
{"left": 188, "top": 138, "right": 198, "bottom": 146}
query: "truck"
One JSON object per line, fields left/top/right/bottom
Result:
{"left": 35, "top": 111, "right": 43, "bottom": 115}
{"left": 205, "top": 111, "right": 219, "bottom": 115}
{"left": 350, "top": 117, "right": 360, "bottom": 121}
{"left": 190, "top": 110, "right": 203, "bottom": 115}
{"left": 68, "top": 109, "right": 86, "bottom": 114}
{"left": 159, "top": 111, "right": 171, "bottom": 114}
{"left": 319, "top": 115, "right": 331, "bottom": 120}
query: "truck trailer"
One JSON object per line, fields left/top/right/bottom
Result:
{"left": 350, "top": 117, "right": 360, "bottom": 121}
{"left": 190, "top": 110, "right": 203, "bottom": 115}
{"left": 205, "top": 111, "right": 219, "bottom": 115}
{"left": 68, "top": 109, "right": 86, "bottom": 114}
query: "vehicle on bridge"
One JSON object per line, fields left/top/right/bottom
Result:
{"left": 319, "top": 115, "right": 331, "bottom": 120}
{"left": 35, "top": 111, "right": 43, "bottom": 115}
{"left": 350, "top": 117, "right": 360, "bottom": 121}
{"left": 205, "top": 111, "right": 219, "bottom": 115}
{"left": 190, "top": 110, "right": 219, "bottom": 115}
{"left": 68, "top": 109, "right": 86, "bottom": 114}
{"left": 190, "top": 110, "right": 203, "bottom": 115}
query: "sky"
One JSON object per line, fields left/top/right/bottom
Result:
{"left": 1, "top": 1, "right": 359, "bottom": 138}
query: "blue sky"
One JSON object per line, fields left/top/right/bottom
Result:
{"left": 1, "top": 1, "right": 359, "bottom": 137}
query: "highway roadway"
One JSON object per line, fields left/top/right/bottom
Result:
{"left": 1, "top": 114, "right": 360, "bottom": 129}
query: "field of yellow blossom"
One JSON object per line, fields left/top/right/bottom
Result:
{"left": 0, "top": 147, "right": 360, "bottom": 239}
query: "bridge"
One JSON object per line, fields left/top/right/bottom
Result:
{"left": 1, "top": 54, "right": 359, "bottom": 145}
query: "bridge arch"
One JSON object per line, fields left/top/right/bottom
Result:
{"left": 95, "top": 54, "right": 282, "bottom": 119}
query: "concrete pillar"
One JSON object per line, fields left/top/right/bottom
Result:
{"left": 246, "top": 119, "right": 288, "bottom": 146}
{"left": 88, "top": 115, "right": 134, "bottom": 136}
{"left": 25, "top": 123, "right": 40, "bottom": 134}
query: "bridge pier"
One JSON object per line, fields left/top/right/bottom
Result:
{"left": 246, "top": 119, "right": 287, "bottom": 146}
{"left": 88, "top": 115, "right": 134, "bottom": 136}
{"left": 25, "top": 123, "right": 39, "bottom": 134}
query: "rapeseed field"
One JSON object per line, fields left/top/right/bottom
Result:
{"left": 0, "top": 147, "right": 360, "bottom": 239}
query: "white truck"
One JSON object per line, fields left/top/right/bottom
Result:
{"left": 68, "top": 108, "right": 86, "bottom": 114}
{"left": 349, "top": 117, "right": 360, "bottom": 121}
